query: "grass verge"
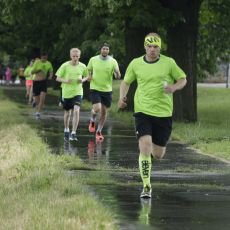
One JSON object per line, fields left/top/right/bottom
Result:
{"left": 0, "top": 92, "right": 118, "bottom": 229}
{"left": 173, "top": 87, "right": 230, "bottom": 161}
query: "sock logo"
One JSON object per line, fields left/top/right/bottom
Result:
{"left": 142, "top": 160, "right": 149, "bottom": 178}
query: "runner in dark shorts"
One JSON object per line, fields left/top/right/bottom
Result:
{"left": 118, "top": 32, "right": 187, "bottom": 198}
{"left": 31, "top": 52, "right": 53, "bottom": 119}
{"left": 87, "top": 43, "right": 121, "bottom": 142}
{"left": 56, "top": 48, "right": 88, "bottom": 141}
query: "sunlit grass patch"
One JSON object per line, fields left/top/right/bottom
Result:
{"left": 173, "top": 87, "right": 230, "bottom": 161}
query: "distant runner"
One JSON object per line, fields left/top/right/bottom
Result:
{"left": 87, "top": 42, "right": 121, "bottom": 142}
{"left": 24, "top": 59, "right": 34, "bottom": 104}
{"left": 31, "top": 51, "right": 53, "bottom": 119}
{"left": 56, "top": 48, "right": 88, "bottom": 141}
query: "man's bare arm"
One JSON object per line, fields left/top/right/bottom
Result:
{"left": 117, "top": 80, "right": 130, "bottom": 109}
{"left": 164, "top": 78, "right": 187, "bottom": 94}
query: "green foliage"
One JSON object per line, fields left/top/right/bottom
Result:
{"left": 198, "top": 0, "right": 230, "bottom": 79}
{"left": 0, "top": 0, "right": 73, "bottom": 62}
{"left": 0, "top": 0, "right": 229, "bottom": 81}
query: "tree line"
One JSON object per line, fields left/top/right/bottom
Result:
{"left": 0, "top": 0, "right": 229, "bottom": 122}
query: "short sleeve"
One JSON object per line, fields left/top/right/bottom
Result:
{"left": 113, "top": 59, "right": 119, "bottom": 70}
{"left": 31, "top": 60, "right": 39, "bottom": 72}
{"left": 87, "top": 58, "right": 93, "bottom": 72}
{"left": 56, "top": 64, "right": 65, "bottom": 78}
{"left": 170, "top": 58, "right": 186, "bottom": 80}
{"left": 83, "top": 66, "right": 88, "bottom": 77}
{"left": 123, "top": 60, "right": 136, "bottom": 84}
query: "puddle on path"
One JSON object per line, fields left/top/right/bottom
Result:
{"left": 93, "top": 184, "right": 230, "bottom": 230}
{"left": 3, "top": 87, "right": 230, "bottom": 230}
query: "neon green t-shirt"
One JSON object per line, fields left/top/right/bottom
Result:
{"left": 124, "top": 55, "right": 186, "bottom": 117}
{"left": 31, "top": 59, "right": 53, "bottom": 77}
{"left": 56, "top": 61, "right": 87, "bottom": 98}
{"left": 24, "top": 65, "right": 33, "bottom": 80}
{"left": 87, "top": 55, "right": 119, "bottom": 92}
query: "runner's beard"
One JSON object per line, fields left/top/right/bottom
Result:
{"left": 101, "top": 52, "right": 108, "bottom": 57}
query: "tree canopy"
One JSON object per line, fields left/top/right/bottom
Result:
{"left": 198, "top": 0, "right": 230, "bottom": 78}
{"left": 0, "top": 0, "right": 229, "bottom": 121}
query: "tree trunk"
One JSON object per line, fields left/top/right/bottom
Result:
{"left": 124, "top": 24, "right": 152, "bottom": 111}
{"left": 166, "top": 0, "right": 202, "bottom": 122}
{"left": 83, "top": 81, "right": 91, "bottom": 101}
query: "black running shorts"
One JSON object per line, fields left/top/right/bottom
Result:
{"left": 90, "top": 89, "right": 112, "bottom": 108}
{"left": 33, "top": 80, "right": 47, "bottom": 96}
{"left": 134, "top": 112, "right": 172, "bottom": 147}
{"left": 63, "top": 95, "right": 82, "bottom": 111}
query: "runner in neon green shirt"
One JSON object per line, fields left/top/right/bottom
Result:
{"left": 88, "top": 55, "right": 119, "bottom": 92}
{"left": 31, "top": 52, "right": 53, "bottom": 119}
{"left": 87, "top": 42, "right": 121, "bottom": 142}
{"left": 118, "top": 33, "right": 187, "bottom": 199}
{"left": 24, "top": 59, "right": 34, "bottom": 104}
{"left": 32, "top": 58, "right": 53, "bottom": 80}
{"left": 56, "top": 48, "right": 88, "bottom": 141}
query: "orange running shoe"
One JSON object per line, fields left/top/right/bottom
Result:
{"left": 96, "top": 131, "right": 104, "bottom": 142}
{"left": 88, "top": 120, "right": 96, "bottom": 133}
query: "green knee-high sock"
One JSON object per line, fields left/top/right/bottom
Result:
{"left": 139, "top": 153, "right": 152, "bottom": 187}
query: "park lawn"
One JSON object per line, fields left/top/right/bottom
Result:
{"left": 0, "top": 91, "right": 118, "bottom": 230}
{"left": 173, "top": 87, "right": 230, "bottom": 161}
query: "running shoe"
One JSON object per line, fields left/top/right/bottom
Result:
{"left": 69, "top": 133, "right": 78, "bottom": 141}
{"left": 64, "top": 131, "right": 70, "bottom": 141}
{"left": 88, "top": 120, "right": 96, "bottom": 133}
{"left": 96, "top": 131, "right": 104, "bottom": 142}
{"left": 35, "top": 112, "right": 40, "bottom": 119}
{"left": 32, "top": 101, "right": 36, "bottom": 108}
{"left": 140, "top": 185, "right": 152, "bottom": 199}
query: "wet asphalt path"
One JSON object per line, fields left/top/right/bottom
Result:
{"left": 35, "top": 110, "right": 230, "bottom": 230}
{"left": 3, "top": 86, "right": 230, "bottom": 230}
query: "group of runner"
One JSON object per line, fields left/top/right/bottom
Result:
{"left": 56, "top": 44, "right": 120, "bottom": 142}
{"left": 26, "top": 32, "right": 187, "bottom": 199}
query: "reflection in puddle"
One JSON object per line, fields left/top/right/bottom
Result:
{"left": 86, "top": 139, "right": 110, "bottom": 164}
{"left": 63, "top": 141, "right": 79, "bottom": 156}
{"left": 138, "top": 198, "right": 152, "bottom": 226}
